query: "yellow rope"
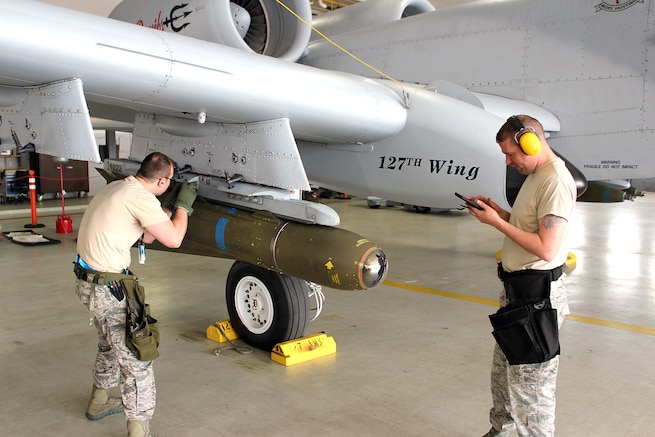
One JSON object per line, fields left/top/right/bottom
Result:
{"left": 275, "top": 0, "right": 440, "bottom": 107}
{"left": 275, "top": 0, "right": 401, "bottom": 84}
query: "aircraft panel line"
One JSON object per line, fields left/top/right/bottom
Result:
{"left": 96, "top": 43, "right": 234, "bottom": 76}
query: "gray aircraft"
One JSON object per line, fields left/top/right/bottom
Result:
{"left": 0, "top": 0, "right": 649, "bottom": 348}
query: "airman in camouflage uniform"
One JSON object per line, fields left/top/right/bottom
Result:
{"left": 75, "top": 152, "right": 196, "bottom": 437}
{"left": 467, "top": 116, "right": 577, "bottom": 436}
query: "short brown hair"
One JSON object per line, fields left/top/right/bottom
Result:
{"left": 136, "top": 152, "right": 174, "bottom": 180}
{"left": 496, "top": 115, "right": 544, "bottom": 144}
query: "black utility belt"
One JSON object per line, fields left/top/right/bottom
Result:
{"left": 73, "top": 260, "right": 134, "bottom": 301}
{"left": 74, "top": 264, "right": 133, "bottom": 285}
{"left": 497, "top": 263, "right": 563, "bottom": 283}
{"left": 497, "top": 262, "right": 564, "bottom": 309}
{"left": 73, "top": 256, "right": 133, "bottom": 286}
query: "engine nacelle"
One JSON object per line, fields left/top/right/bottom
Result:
{"left": 310, "top": 0, "right": 434, "bottom": 40}
{"left": 109, "top": 0, "right": 312, "bottom": 61}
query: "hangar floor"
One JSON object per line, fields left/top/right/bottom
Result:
{"left": 1, "top": 193, "right": 653, "bottom": 436}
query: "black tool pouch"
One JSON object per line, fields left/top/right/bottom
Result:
{"left": 489, "top": 264, "right": 561, "bottom": 365}
{"left": 489, "top": 300, "right": 559, "bottom": 365}
{"left": 121, "top": 278, "right": 160, "bottom": 361}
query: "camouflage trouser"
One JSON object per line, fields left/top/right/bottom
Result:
{"left": 76, "top": 278, "right": 156, "bottom": 421}
{"left": 488, "top": 278, "right": 570, "bottom": 437}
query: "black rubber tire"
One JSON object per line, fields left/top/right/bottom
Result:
{"left": 226, "top": 261, "right": 310, "bottom": 350}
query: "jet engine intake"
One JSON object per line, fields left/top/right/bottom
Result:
{"left": 109, "top": 0, "right": 312, "bottom": 61}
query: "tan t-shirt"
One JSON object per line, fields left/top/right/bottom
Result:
{"left": 77, "top": 176, "right": 170, "bottom": 272}
{"left": 501, "top": 158, "right": 576, "bottom": 272}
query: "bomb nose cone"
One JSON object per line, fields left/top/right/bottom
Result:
{"left": 360, "top": 248, "right": 388, "bottom": 289}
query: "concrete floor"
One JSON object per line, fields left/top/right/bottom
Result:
{"left": 1, "top": 193, "right": 654, "bottom": 436}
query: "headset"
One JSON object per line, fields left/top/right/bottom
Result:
{"left": 507, "top": 115, "right": 542, "bottom": 156}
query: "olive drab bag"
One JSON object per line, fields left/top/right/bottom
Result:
{"left": 74, "top": 262, "right": 160, "bottom": 361}
{"left": 121, "top": 278, "right": 160, "bottom": 361}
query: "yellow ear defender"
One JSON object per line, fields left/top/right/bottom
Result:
{"left": 508, "top": 115, "right": 542, "bottom": 156}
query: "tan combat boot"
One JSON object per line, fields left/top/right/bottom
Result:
{"left": 127, "top": 420, "right": 152, "bottom": 437}
{"left": 86, "top": 385, "right": 124, "bottom": 420}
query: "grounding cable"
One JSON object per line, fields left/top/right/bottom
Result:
{"left": 212, "top": 323, "right": 254, "bottom": 356}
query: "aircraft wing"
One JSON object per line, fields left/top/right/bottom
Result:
{"left": 0, "top": 0, "right": 414, "bottom": 198}
{"left": 0, "top": 0, "right": 405, "bottom": 144}
{"left": 0, "top": 0, "right": 557, "bottom": 213}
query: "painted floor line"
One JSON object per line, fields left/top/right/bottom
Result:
{"left": 384, "top": 279, "right": 655, "bottom": 337}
